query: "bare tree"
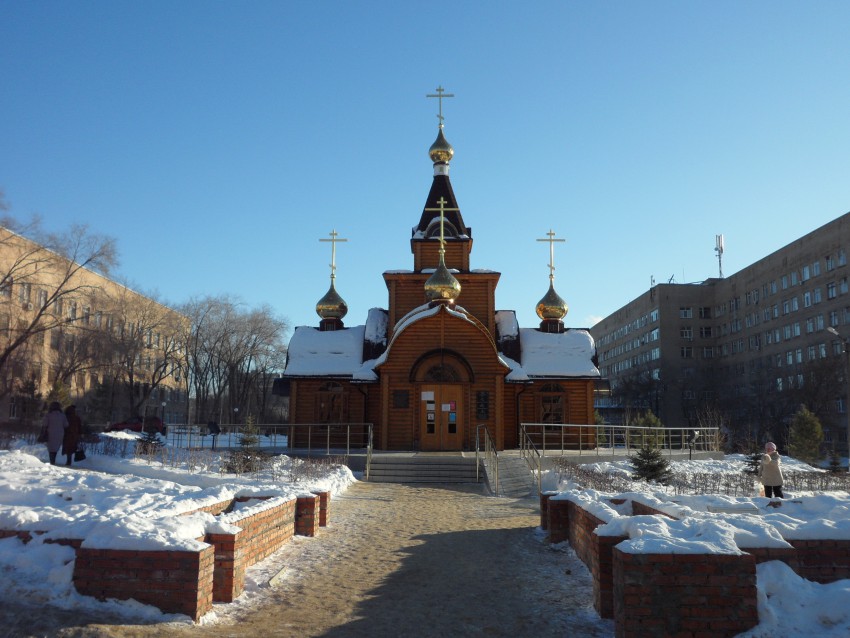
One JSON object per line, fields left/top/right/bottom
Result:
{"left": 180, "top": 296, "right": 288, "bottom": 425}
{"left": 0, "top": 213, "right": 116, "bottom": 397}
{"left": 96, "top": 286, "right": 186, "bottom": 419}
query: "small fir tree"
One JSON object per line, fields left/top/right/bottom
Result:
{"left": 744, "top": 451, "right": 762, "bottom": 476}
{"left": 788, "top": 405, "right": 824, "bottom": 464}
{"left": 630, "top": 442, "right": 673, "bottom": 485}
{"left": 137, "top": 420, "right": 163, "bottom": 455}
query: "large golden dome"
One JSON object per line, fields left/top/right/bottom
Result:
{"left": 536, "top": 282, "right": 569, "bottom": 320}
{"left": 429, "top": 127, "right": 454, "bottom": 164}
{"left": 424, "top": 260, "right": 461, "bottom": 302}
{"left": 316, "top": 281, "right": 348, "bottom": 320}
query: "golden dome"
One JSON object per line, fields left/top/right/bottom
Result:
{"left": 316, "top": 280, "right": 348, "bottom": 320}
{"left": 424, "top": 260, "right": 461, "bottom": 302}
{"left": 536, "top": 282, "right": 569, "bottom": 320}
{"left": 429, "top": 127, "right": 454, "bottom": 164}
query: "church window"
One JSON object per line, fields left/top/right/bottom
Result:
{"left": 423, "top": 364, "right": 461, "bottom": 382}
{"left": 539, "top": 383, "right": 566, "bottom": 428}
{"left": 476, "top": 391, "right": 489, "bottom": 420}
{"left": 425, "top": 219, "right": 459, "bottom": 238}
{"left": 393, "top": 390, "right": 409, "bottom": 409}
{"left": 317, "top": 381, "right": 345, "bottom": 423}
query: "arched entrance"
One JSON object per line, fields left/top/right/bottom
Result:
{"left": 413, "top": 354, "right": 471, "bottom": 451}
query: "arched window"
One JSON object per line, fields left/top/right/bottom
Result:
{"left": 423, "top": 364, "right": 461, "bottom": 382}
{"left": 425, "top": 219, "right": 459, "bottom": 238}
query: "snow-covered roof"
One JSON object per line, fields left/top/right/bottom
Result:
{"left": 283, "top": 325, "right": 366, "bottom": 377}
{"left": 284, "top": 308, "right": 599, "bottom": 382}
{"left": 508, "top": 328, "right": 600, "bottom": 380}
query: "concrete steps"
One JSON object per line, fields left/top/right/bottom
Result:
{"left": 367, "top": 453, "right": 481, "bottom": 483}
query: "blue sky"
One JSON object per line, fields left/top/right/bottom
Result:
{"left": 2, "top": 2, "right": 849, "bottom": 335}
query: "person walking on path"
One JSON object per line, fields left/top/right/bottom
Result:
{"left": 759, "top": 441, "right": 784, "bottom": 498}
{"left": 42, "top": 402, "right": 68, "bottom": 466}
{"left": 62, "top": 404, "right": 82, "bottom": 466}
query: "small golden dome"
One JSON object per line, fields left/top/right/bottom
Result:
{"left": 424, "top": 260, "right": 461, "bottom": 302}
{"left": 316, "top": 281, "right": 348, "bottom": 320}
{"left": 429, "top": 128, "right": 454, "bottom": 164}
{"left": 536, "top": 282, "right": 569, "bottom": 320}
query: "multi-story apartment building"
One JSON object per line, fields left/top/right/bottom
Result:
{"left": 591, "top": 212, "right": 850, "bottom": 454}
{"left": 0, "top": 225, "right": 188, "bottom": 427}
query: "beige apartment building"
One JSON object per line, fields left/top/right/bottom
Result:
{"left": 591, "top": 212, "right": 850, "bottom": 454}
{"left": 0, "top": 226, "right": 188, "bottom": 428}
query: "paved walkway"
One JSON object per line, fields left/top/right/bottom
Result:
{"left": 23, "top": 481, "right": 614, "bottom": 638}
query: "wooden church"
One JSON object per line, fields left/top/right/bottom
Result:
{"left": 282, "top": 92, "right": 600, "bottom": 451}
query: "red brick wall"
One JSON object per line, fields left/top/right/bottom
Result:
{"left": 539, "top": 491, "right": 557, "bottom": 530}
{"left": 546, "top": 498, "right": 570, "bottom": 543}
{"left": 206, "top": 497, "right": 297, "bottom": 602}
{"left": 73, "top": 546, "right": 215, "bottom": 622}
{"left": 631, "top": 501, "right": 676, "bottom": 519}
{"left": 613, "top": 549, "right": 758, "bottom": 638}
{"left": 312, "top": 490, "right": 331, "bottom": 527}
{"left": 789, "top": 539, "right": 850, "bottom": 582}
{"left": 296, "top": 494, "right": 320, "bottom": 537}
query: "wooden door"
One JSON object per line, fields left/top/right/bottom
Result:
{"left": 419, "top": 385, "right": 464, "bottom": 451}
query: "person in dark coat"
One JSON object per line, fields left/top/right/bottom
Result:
{"left": 63, "top": 404, "right": 83, "bottom": 466}
{"left": 42, "top": 402, "right": 68, "bottom": 465}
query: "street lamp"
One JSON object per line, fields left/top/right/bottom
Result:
{"left": 826, "top": 326, "right": 850, "bottom": 471}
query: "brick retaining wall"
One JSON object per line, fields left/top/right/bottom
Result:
{"left": 74, "top": 546, "right": 216, "bottom": 622}
{"left": 2, "top": 489, "right": 332, "bottom": 621}
{"left": 613, "top": 549, "right": 758, "bottom": 637}
{"left": 542, "top": 491, "right": 849, "bottom": 637}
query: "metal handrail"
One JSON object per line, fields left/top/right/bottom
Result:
{"left": 519, "top": 424, "right": 543, "bottom": 495}
{"left": 519, "top": 423, "right": 720, "bottom": 457}
{"left": 476, "top": 424, "right": 499, "bottom": 496}
{"left": 150, "top": 423, "right": 374, "bottom": 458}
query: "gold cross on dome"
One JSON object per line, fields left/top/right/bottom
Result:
{"left": 426, "top": 85, "right": 455, "bottom": 128}
{"left": 425, "top": 197, "right": 459, "bottom": 255}
{"left": 319, "top": 229, "right": 348, "bottom": 280}
{"left": 537, "top": 229, "right": 566, "bottom": 281}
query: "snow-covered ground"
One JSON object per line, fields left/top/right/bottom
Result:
{"left": 1, "top": 435, "right": 848, "bottom": 636}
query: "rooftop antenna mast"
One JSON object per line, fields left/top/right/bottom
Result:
{"left": 715, "top": 234, "right": 725, "bottom": 278}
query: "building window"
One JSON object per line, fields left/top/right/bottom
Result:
{"left": 699, "top": 307, "right": 711, "bottom": 319}
{"left": 680, "top": 346, "right": 693, "bottom": 358}
{"left": 791, "top": 272, "right": 799, "bottom": 286}
{"left": 804, "top": 292, "right": 812, "bottom": 308}
{"left": 840, "top": 250, "right": 847, "bottom": 267}
{"left": 802, "top": 265, "right": 810, "bottom": 281}
{"left": 680, "top": 307, "right": 693, "bottom": 319}
{"left": 782, "top": 275, "right": 789, "bottom": 290}
{"left": 828, "top": 282, "right": 837, "bottom": 300}
{"left": 813, "top": 261, "right": 821, "bottom": 276}
{"left": 680, "top": 326, "right": 693, "bottom": 340}
{"left": 539, "top": 384, "right": 566, "bottom": 426}
{"left": 392, "top": 390, "right": 409, "bottom": 409}
{"left": 827, "top": 255, "right": 836, "bottom": 271}
{"left": 317, "top": 382, "right": 345, "bottom": 423}
{"left": 700, "top": 326, "right": 712, "bottom": 338}
{"left": 476, "top": 391, "right": 490, "bottom": 420}
{"left": 702, "top": 347, "right": 714, "bottom": 358}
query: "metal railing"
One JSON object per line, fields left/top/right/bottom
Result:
{"left": 519, "top": 424, "right": 543, "bottom": 494}
{"left": 98, "top": 422, "right": 374, "bottom": 459}
{"left": 475, "top": 424, "right": 499, "bottom": 495}
{"left": 519, "top": 423, "right": 721, "bottom": 458}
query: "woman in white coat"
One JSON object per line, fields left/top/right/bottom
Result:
{"left": 758, "top": 441, "right": 784, "bottom": 498}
